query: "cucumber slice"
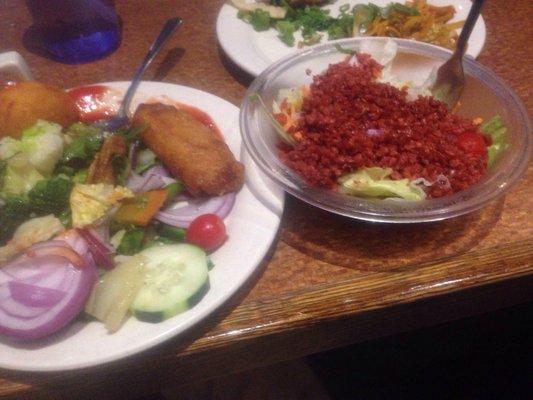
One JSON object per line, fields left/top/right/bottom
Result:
{"left": 131, "top": 244, "right": 209, "bottom": 322}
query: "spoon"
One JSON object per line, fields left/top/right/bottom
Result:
{"left": 94, "top": 17, "right": 183, "bottom": 131}
{"left": 430, "top": 0, "right": 485, "bottom": 110}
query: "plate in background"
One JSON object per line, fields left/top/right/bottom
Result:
{"left": 217, "top": 0, "right": 487, "bottom": 76}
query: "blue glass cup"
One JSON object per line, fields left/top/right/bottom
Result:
{"left": 25, "top": 0, "right": 121, "bottom": 64}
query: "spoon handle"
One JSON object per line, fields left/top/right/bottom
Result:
{"left": 119, "top": 17, "right": 183, "bottom": 116}
{"left": 455, "top": 0, "right": 485, "bottom": 57}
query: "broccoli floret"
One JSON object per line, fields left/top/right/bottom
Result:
{"left": 0, "top": 196, "right": 30, "bottom": 244}
{"left": 27, "top": 176, "right": 73, "bottom": 216}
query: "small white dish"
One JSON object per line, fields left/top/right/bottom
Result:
{"left": 217, "top": 0, "right": 487, "bottom": 76}
{"left": 0, "top": 82, "right": 284, "bottom": 371}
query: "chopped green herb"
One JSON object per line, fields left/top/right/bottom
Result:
{"left": 250, "top": 9, "right": 272, "bottom": 31}
{"left": 276, "top": 20, "right": 298, "bottom": 46}
{"left": 237, "top": 1, "right": 421, "bottom": 47}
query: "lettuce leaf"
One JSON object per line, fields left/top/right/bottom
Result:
{"left": 0, "top": 120, "right": 64, "bottom": 176}
{"left": 2, "top": 154, "right": 45, "bottom": 196}
{"left": 338, "top": 167, "right": 426, "bottom": 201}
{"left": 480, "top": 116, "right": 508, "bottom": 168}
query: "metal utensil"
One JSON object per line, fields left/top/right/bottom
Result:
{"left": 431, "top": 0, "right": 485, "bottom": 109}
{"left": 94, "top": 17, "right": 183, "bottom": 131}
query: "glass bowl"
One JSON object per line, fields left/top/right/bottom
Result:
{"left": 240, "top": 37, "right": 531, "bottom": 223}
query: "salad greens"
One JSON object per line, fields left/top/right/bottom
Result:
{"left": 117, "top": 228, "right": 145, "bottom": 255}
{"left": 60, "top": 123, "right": 104, "bottom": 167}
{"left": 0, "top": 121, "right": 65, "bottom": 195}
{"left": 338, "top": 167, "right": 426, "bottom": 201}
{"left": 0, "top": 176, "right": 73, "bottom": 243}
{"left": 26, "top": 176, "right": 74, "bottom": 216}
{"left": 1, "top": 155, "right": 45, "bottom": 195}
{"left": 480, "top": 116, "right": 508, "bottom": 167}
{"left": 115, "top": 224, "right": 186, "bottom": 256}
{"left": 0, "top": 196, "right": 30, "bottom": 244}
{"left": 0, "top": 121, "right": 64, "bottom": 176}
{"left": 134, "top": 149, "right": 157, "bottom": 174}
{"left": 237, "top": 1, "right": 419, "bottom": 47}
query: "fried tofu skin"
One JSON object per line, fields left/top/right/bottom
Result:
{"left": 87, "top": 135, "right": 127, "bottom": 184}
{"left": 132, "top": 103, "right": 244, "bottom": 197}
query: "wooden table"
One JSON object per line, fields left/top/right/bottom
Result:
{"left": 1, "top": 1, "right": 531, "bottom": 398}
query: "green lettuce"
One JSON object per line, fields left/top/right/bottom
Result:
{"left": 61, "top": 122, "right": 103, "bottom": 167}
{"left": 338, "top": 167, "right": 426, "bottom": 201}
{"left": 0, "top": 120, "right": 64, "bottom": 176}
{"left": 480, "top": 116, "right": 508, "bottom": 168}
{"left": 1, "top": 154, "right": 45, "bottom": 195}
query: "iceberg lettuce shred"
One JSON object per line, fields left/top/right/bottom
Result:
{"left": 480, "top": 116, "right": 508, "bottom": 168}
{"left": 338, "top": 167, "right": 426, "bottom": 201}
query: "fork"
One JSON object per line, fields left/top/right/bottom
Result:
{"left": 93, "top": 17, "right": 183, "bottom": 131}
{"left": 431, "top": 0, "right": 485, "bottom": 110}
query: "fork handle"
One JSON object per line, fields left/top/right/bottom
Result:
{"left": 119, "top": 17, "right": 183, "bottom": 116}
{"left": 455, "top": 0, "right": 485, "bottom": 57}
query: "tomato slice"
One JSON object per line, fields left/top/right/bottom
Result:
{"left": 185, "top": 214, "right": 227, "bottom": 252}
{"left": 456, "top": 131, "right": 487, "bottom": 156}
{"left": 68, "top": 85, "right": 115, "bottom": 123}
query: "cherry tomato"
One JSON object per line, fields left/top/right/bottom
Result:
{"left": 185, "top": 214, "right": 227, "bottom": 251}
{"left": 456, "top": 131, "right": 487, "bottom": 156}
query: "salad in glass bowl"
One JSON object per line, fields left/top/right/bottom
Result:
{"left": 240, "top": 37, "right": 531, "bottom": 222}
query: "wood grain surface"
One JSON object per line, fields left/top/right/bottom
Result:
{"left": 0, "top": 0, "right": 531, "bottom": 398}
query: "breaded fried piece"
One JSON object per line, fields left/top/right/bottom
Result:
{"left": 0, "top": 82, "right": 79, "bottom": 138}
{"left": 132, "top": 103, "right": 244, "bottom": 197}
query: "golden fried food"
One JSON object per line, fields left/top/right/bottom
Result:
{"left": 0, "top": 81, "right": 79, "bottom": 138}
{"left": 87, "top": 135, "right": 127, "bottom": 184}
{"left": 132, "top": 103, "right": 244, "bottom": 197}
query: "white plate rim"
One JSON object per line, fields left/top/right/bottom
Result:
{"left": 217, "top": 0, "right": 487, "bottom": 77}
{"left": 0, "top": 82, "right": 284, "bottom": 372}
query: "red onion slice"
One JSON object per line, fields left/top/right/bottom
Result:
{"left": 0, "top": 234, "right": 97, "bottom": 340}
{"left": 8, "top": 281, "right": 67, "bottom": 309}
{"left": 1, "top": 254, "right": 67, "bottom": 283}
{"left": 78, "top": 229, "right": 115, "bottom": 270}
{"left": 155, "top": 192, "right": 236, "bottom": 228}
{"left": 126, "top": 165, "right": 175, "bottom": 193}
{"left": 0, "top": 298, "right": 49, "bottom": 319}
{"left": 23, "top": 245, "right": 86, "bottom": 269}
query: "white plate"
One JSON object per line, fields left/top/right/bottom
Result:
{"left": 217, "top": 0, "right": 486, "bottom": 76}
{"left": 0, "top": 82, "right": 284, "bottom": 371}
